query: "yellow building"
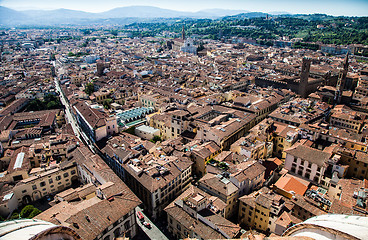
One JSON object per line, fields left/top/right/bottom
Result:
{"left": 198, "top": 173, "right": 239, "bottom": 219}
{"left": 165, "top": 185, "right": 241, "bottom": 240}
{"left": 329, "top": 105, "right": 365, "bottom": 133}
{"left": 230, "top": 136, "right": 269, "bottom": 160}
{"left": 13, "top": 161, "right": 78, "bottom": 204}
{"left": 139, "top": 93, "right": 169, "bottom": 110}
{"left": 273, "top": 123, "right": 299, "bottom": 159}
{"left": 333, "top": 148, "right": 368, "bottom": 180}
{"left": 92, "top": 88, "right": 112, "bottom": 104}
{"left": 190, "top": 141, "right": 221, "bottom": 177}
{"left": 150, "top": 110, "right": 191, "bottom": 140}
{"left": 238, "top": 187, "right": 285, "bottom": 233}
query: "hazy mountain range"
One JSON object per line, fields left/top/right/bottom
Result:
{"left": 0, "top": 6, "right": 290, "bottom": 27}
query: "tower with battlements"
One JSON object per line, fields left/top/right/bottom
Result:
{"left": 299, "top": 57, "right": 311, "bottom": 98}
{"left": 334, "top": 53, "right": 349, "bottom": 104}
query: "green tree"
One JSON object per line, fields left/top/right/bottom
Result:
{"left": 44, "top": 94, "right": 59, "bottom": 103}
{"left": 26, "top": 99, "right": 45, "bottom": 111}
{"left": 110, "top": 30, "right": 119, "bottom": 36}
{"left": 46, "top": 101, "right": 60, "bottom": 109}
{"left": 150, "top": 135, "right": 162, "bottom": 143}
{"left": 9, "top": 212, "right": 20, "bottom": 220}
{"left": 84, "top": 83, "right": 95, "bottom": 95}
{"left": 20, "top": 205, "right": 41, "bottom": 219}
{"left": 28, "top": 209, "right": 41, "bottom": 218}
{"left": 102, "top": 99, "right": 113, "bottom": 109}
{"left": 20, "top": 205, "right": 35, "bottom": 218}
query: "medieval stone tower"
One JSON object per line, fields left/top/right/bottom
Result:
{"left": 334, "top": 53, "right": 349, "bottom": 104}
{"left": 299, "top": 57, "right": 311, "bottom": 98}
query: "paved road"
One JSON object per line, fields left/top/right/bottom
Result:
{"left": 135, "top": 206, "right": 169, "bottom": 240}
{"left": 54, "top": 65, "right": 168, "bottom": 240}
{"left": 54, "top": 70, "right": 95, "bottom": 153}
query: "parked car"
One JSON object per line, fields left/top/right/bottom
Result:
{"left": 143, "top": 222, "right": 151, "bottom": 229}
{"left": 137, "top": 211, "right": 144, "bottom": 222}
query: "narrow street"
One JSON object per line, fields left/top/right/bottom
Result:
{"left": 54, "top": 66, "right": 168, "bottom": 240}
{"left": 54, "top": 75, "right": 95, "bottom": 153}
{"left": 135, "top": 206, "right": 169, "bottom": 240}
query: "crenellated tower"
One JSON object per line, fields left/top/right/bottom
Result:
{"left": 334, "top": 53, "right": 349, "bottom": 104}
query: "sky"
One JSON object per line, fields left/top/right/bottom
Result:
{"left": 1, "top": 0, "right": 368, "bottom": 16}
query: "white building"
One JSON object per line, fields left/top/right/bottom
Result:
{"left": 73, "top": 101, "right": 118, "bottom": 142}
{"left": 181, "top": 38, "right": 197, "bottom": 55}
{"left": 284, "top": 145, "right": 330, "bottom": 184}
{"left": 134, "top": 125, "right": 160, "bottom": 140}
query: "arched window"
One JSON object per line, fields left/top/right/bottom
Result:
{"left": 114, "top": 228, "right": 121, "bottom": 238}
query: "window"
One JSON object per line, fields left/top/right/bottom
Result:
{"left": 49, "top": 179, "right": 53, "bottom": 184}
{"left": 177, "top": 224, "right": 181, "bottom": 231}
{"left": 71, "top": 170, "right": 76, "bottom": 175}
{"left": 40, "top": 181, "right": 46, "bottom": 187}
{"left": 64, "top": 172, "right": 69, "bottom": 178}
{"left": 22, "top": 190, "right": 27, "bottom": 193}
{"left": 56, "top": 176, "right": 61, "bottom": 181}
{"left": 114, "top": 228, "right": 120, "bottom": 238}
{"left": 124, "top": 220, "right": 130, "bottom": 230}
{"left": 32, "top": 185, "right": 37, "bottom": 190}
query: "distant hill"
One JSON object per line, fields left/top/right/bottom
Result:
{"left": 0, "top": 6, "right": 29, "bottom": 25}
{"left": 222, "top": 12, "right": 269, "bottom": 20}
{"left": 22, "top": 8, "right": 97, "bottom": 20}
{"left": 196, "top": 9, "right": 250, "bottom": 17}
{"left": 292, "top": 13, "right": 336, "bottom": 21}
{"left": 97, "top": 6, "right": 188, "bottom": 19}
{"left": 268, "top": 11, "right": 290, "bottom": 15}
{"left": 0, "top": 6, "right": 354, "bottom": 27}
{"left": 0, "top": 6, "right": 254, "bottom": 26}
